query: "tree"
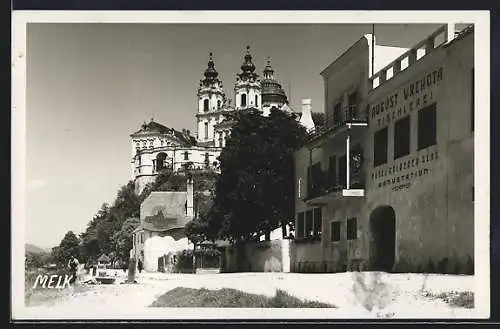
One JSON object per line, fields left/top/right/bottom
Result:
{"left": 52, "top": 231, "right": 80, "bottom": 266}
{"left": 208, "top": 108, "right": 307, "bottom": 243}
{"left": 113, "top": 217, "right": 140, "bottom": 266}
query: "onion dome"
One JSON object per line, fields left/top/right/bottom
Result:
{"left": 237, "top": 46, "right": 259, "bottom": 81}
{"left": 201, "top": 52, "right": 221, "bottom": 86}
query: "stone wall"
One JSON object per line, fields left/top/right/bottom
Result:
{"left": 221, "top": 239, "right": 290, "bottom": 273}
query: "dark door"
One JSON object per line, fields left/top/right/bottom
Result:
{"left": 370, "top": 206, "right": 396, "bottom": 272}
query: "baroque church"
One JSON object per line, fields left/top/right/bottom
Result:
{"left": 130, "top": 46, "right": 324, "bottom": 195}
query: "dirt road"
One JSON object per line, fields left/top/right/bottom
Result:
{"left": 20, "top": 271, "right": 478, "bottom": 319}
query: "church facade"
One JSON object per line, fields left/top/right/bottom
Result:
{"left": 131, "top": 46, "right": 320, "bottom": 195}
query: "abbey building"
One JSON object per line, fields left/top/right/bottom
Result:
{"left": 131, "top": 46, "right": 322, "bottom": 195}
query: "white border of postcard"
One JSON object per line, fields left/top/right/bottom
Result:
{"left": 12, "top": 10, "right": 490, "bottom": 320}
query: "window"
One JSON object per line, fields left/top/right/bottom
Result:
{"left": 347, "top": 217, "right": 357, "bottom": 240}
{"left": 373, "top": 127, "right": 388, "bottom": 166}
{"left": 241, "top": 94, "right": 247, "bottom": 107}
{"left": 471, "top": 68, "right": 474, "bottom": 132}
{"left": 305, "top": 210, "right": 313, "bottom": 237}
{"left": 255, "top": 95, "right": 259, "bottom": 107}
{"left": 203, "top": 99, "right": 209, "bottom": 112}
{"left": 394, "top": 116, "right": 411, "bottom": 159}
{"left": 297, "top": 212, "right": 305, "bottom": 238}
{"left": 204, "top": 122, "right": 209, "bottom": 140}
{"left": 330, "top": 221, "right": 340, "bottom": 242}
{"left": 338, "top": 155, "right": 347, "bottom": 188}
{"left": 417, "top": 103, "right": 437, "bottom": 150}
{"left": 218, "top": 132, "right": 223, "bottom": 147}
{"left": 184, "top": 151, "right": 189, "bottom": 160}
{"left": 328, "top": 155, "right": 337, "bottom": 188}
{"left": 217, "top": 99, "right": 221, "bottom": 109}
{"left": 348, "top": 91, "right": 358, "bottom": 120}
{"left": 307, "top": 162, "right": 322, "bottom": 197}
{"left": 333, "top": 102, "right": 342, "bottom": 126}
{"left": 313, "top": 207, "right": 322, "bottom": 237}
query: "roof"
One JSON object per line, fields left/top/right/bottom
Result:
{"left": 131, "top": 120, "right": 197, "bottom": 147}
{"left": 320, "top": 35, "right": 369, "bottom": 77}
{"left": 294, "top": 111, "right": 326, "bottom": 127}
{"left": 141, "top": 191, "right": 188, "bottom": 221}
{"left": 138, "top": 191, "right": 193, "bottom": 233}
{"left": 444, "top": 24, "right": 474, "bottom": 48}
{"left": 98, "top": 254, "right": 110, "bottom": 262}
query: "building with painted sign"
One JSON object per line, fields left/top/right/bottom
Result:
{"left": 291, "top": 24, "right": 474, "bottom": 274}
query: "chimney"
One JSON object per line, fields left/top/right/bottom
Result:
{"left": 186, "top": 177, "right": 194, "bottom": 217}
{"left": 446, "top": 22, "right": 455, "bottom": 43}
{"left": 299, "top": 98, "right": 315, "bottom": 133}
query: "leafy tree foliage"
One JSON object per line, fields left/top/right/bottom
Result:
{"left": 51, "top": 231, "right": 80, "bottom": 266}
{"left": 78, "top": 181, "right": 142, "bottom": 265}
{"left": 113, "top": 217, "right": 140, "bottom": 267}
{"left": 207, "top": 108, "right": 307, "bottom": 243}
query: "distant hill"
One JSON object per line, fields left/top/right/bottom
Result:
{"left": 25, "top": 243, "right": 50, "bottom": 255}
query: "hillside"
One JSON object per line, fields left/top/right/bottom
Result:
{"left": 25, "top": 243, "right": 49, "bottom": 255}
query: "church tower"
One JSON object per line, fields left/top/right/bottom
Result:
{"left": 234, "top": 46, "right": 261, "bottom": 110}
{"left": 196, "top": 52, "right": 227, "bottom": 144}
{"left": 260, "top": 57, "right": 288, "bottom": 116}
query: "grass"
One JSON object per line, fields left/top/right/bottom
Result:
{"left": 422, "top": 291, "right": 474, "bottom": 309}
{"left": 150, "top": 287, "right": 336, "bottom": 308}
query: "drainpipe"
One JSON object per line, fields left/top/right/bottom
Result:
{"left": 371, "top": 24, "right": 375, "bottom": 77}
{"left": 346, "top": 125, "right": 351, "bottom": 190}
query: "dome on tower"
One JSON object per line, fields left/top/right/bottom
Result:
{"left": 200, "top": 52, "right": 222, "bottom": 87}
{"left": 260, "top": 57, "right": 287, "bottom": 106}
{"left": 237, "top": 46, "right": 259, "bottom": 81}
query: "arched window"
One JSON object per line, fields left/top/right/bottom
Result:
{"left": 156, "top": 153, "right": 167, "bottom": 171}
{"left": 204, "top": 122, "right": 209, "bottom": 140}
{"left": 184, "top": 151, "right": 189, "bottom": 160}
{"left": 203, "top": 99, "right": 209, "bottom": 112}
{"left": 217, "top": 100, "right": 221, "bottom": 109}
{"left": 255, "top": 95, "right": 258, "bottom": 107}
{"left": 241, "top": 94, "right": 247, "bottom": 107}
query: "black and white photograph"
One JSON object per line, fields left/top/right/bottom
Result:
{"left": 11, "top": 11, "right": 490, "bottom": 320}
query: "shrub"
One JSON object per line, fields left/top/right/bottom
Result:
{"left": 150, "top": 287, "right": 336, "bottom": 308}
{"left": 426, "top": 291, "right": 475, "bottom": 309}
{"left": 437, "top": 257, "right": 449, "bottom": 274}
{"left": 174, "top": 250, "right": 194, "bottom": 273}
{"left": 423, "top": 259, "right": 435, "bottom": 273}
{"left": 464, "top": 256, "right": 474, "bottom": 275}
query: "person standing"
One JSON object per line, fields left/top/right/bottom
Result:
{"left": 137, "top": 258, "right": 143, "bottom": 274}
{"left": 67, "top": 255, "right": 80, "bottom": 284}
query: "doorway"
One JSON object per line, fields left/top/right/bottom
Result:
{"left": 370, "top": 206, "right": 396, "bottom": 272}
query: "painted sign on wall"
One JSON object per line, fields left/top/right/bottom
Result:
{"left": 370, "top": 149, "right": 439, "bottom": 191}
{"left": 370, "top": 67, "right": 443, "bottom": 128}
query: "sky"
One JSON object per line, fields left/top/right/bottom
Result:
{"left": 25, "top": 22, "right": 442, "bottom": 248}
